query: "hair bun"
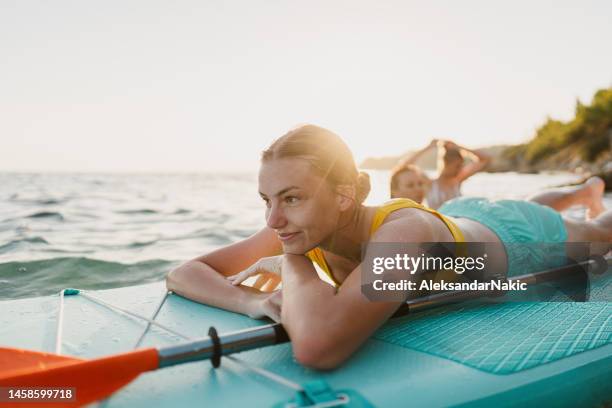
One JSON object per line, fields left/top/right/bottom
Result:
{"left": 355, "top": 171, "right": 371, "bottom": 204}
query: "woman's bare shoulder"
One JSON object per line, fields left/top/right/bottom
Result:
{"left": 372, "top": 209, "right": 435, "bottom": 243}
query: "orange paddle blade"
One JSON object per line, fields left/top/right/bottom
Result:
{"left": 0, "top": 347, "right": 159, "bottom": 407}
{"left": 0, "top": 348, "right": 83, "bottom": 378}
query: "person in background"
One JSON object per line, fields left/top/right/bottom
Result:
{"left": 389, "top": 163, "right": 430, "bottom": 203}
{"left": 395, "top": 139, "right": 491, "bottom": 209}
{"left": 391, "top": 143, "right": 607, "bottom": 220}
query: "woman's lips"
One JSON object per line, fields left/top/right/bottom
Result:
{"left": 278, "top": 232, "right": 300, "bottom": 242}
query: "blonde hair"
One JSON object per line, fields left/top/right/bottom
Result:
{"left": 389, "top": 163, "right": 426, "bottom": 197}
{"left": 262, "top": 125, "right": 371, "bottom": 204}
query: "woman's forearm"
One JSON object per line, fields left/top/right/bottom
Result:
{"left": 166, "top": 260, "right": 264, "bottom": 316}
{"left": 455, "top": 143, "right": 490, "bottom": 163}
{"left": 280, "top": 255, "right": 336, "bottom": 337}
{"left": 399, "top": 140, "right": 436, "bottom": 166}
{"left": 280, "top": 255, "right": 370, "bottom": 369}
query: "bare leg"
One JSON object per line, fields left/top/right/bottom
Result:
{"left": 528, "top": 176, "right": 606, "bottom": 220}
{"left": 563, "top": 209, "right": 612, "bottom": 257}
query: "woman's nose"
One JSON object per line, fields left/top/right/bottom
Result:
{"left": 266, "top": 204, "right": 287, "bottom": 229}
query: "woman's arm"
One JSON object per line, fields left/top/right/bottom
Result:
{"left": 446, "top": 141, "right": 491, "bottom": 182}
{"left": 280, "top": 215, "right": 433, "bottom": 370}
{"left": 167, "top": 260, "right": 270, "bottom": 316}
{"left": 166, "top": 226, "right": 283, "bottom": 317}
{"left": 397, "top": 139, "right": 438, "bottom": 167}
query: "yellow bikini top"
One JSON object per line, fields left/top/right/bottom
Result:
{"left": 306, "top": 198, "right": 466, "bottom": 287}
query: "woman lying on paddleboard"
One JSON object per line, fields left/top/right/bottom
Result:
{"left": 392, "top": 139, "right": 491, "bottom": 209}
{"left": 390, "top": 160, "right": 607, "bottom": 219}
{"left": 167, "top": 124, "right": 612, "bottom": 370}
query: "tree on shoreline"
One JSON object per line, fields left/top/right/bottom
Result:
{"left": 506, "top": 87, "right": 612, "bottom": 166}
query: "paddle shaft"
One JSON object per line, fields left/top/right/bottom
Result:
{"left": 158, "top": 323, "right": 287, "bottom": 368}
{"left": 157, "top": 256, "right": 610, "bottom": 368}
{"left": 399, "top": 254, "right": 609, "bottom": 313}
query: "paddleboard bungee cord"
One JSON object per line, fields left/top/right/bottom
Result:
{"left": 54, "top": 290, "right": 319, "bottom": 405}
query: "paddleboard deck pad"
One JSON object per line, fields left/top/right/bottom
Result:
{"left": 1, "top": 268, "right": 610, "bottom": 407}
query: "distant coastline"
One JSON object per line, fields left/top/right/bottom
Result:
{"left": 360, "top": 87, "right": 612, "bottom": 189}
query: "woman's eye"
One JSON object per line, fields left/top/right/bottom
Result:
{"left": 262, "top": 198, "right": 271, "bottom": 208}
{"left": 284, "top": 196, "right": 299, "bottom": 204}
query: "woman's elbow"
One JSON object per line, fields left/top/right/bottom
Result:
{"left": 166, "top": 261, "right": 198, "bottom": 292}
{"left": 291, "top": 336, "right": 348, "bottom": 371}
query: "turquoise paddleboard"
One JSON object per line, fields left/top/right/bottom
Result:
{"left": 1, "top": 265, "right": 610, "bottom": 407}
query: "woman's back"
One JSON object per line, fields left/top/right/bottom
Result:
{"left": 426, "top": 178, "right": 461, "bottom": 209}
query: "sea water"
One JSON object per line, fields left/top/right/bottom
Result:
{"left": 1, "top": 171, "right": 607, "bottom": 300}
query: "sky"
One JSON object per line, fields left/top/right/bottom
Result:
{"left": 1, "top": 0, "right": 611, "bottom": 173}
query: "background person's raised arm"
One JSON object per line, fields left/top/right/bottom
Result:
{"left": 398, "top": 139, "right": 438, "bottom": 167}
{"left": 445, "top": 140, "right": 491, "bottom": 182}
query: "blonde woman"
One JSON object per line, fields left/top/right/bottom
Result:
{"left": 167, "top": 125, "right": 612, "bottom": 370}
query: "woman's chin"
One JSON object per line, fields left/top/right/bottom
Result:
{"left": 280, "top": 242, "right": 307, "bottom": 255}
{"left": 282, "top": 239, "right": 319, "bottom": 255}
{"left": 282, "top": 247, "right": 308, "bottom": 255}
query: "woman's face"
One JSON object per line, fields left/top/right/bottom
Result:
{"left": 393, "top": 171, "right": 428, "bottom": 203}
{"left": 258, "top": 158, "right": 341, "bottom": 254}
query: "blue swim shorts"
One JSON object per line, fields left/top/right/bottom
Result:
{"left": 439, "top": 197, "right": 568, "bottom": 276}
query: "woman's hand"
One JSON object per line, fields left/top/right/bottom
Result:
{"left": 442, "top": 140, "right": 459, "bottom": 150}
{"left": 226, "top": 255, "right": 283, "bottom": 292}
{"left": 247, "top": 290, "right": 283, "bottom": 322}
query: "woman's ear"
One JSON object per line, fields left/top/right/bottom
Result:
{"left": 335, "top": 185, "right": 355, "bottom": 211}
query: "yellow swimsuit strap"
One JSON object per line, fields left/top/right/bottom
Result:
{"left": 306, "top": 198, "right": 466, "bottom": 287}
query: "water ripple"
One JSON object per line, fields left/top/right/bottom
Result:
{"left": 25, "top": 211, "right": 65, "bottom": 221}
